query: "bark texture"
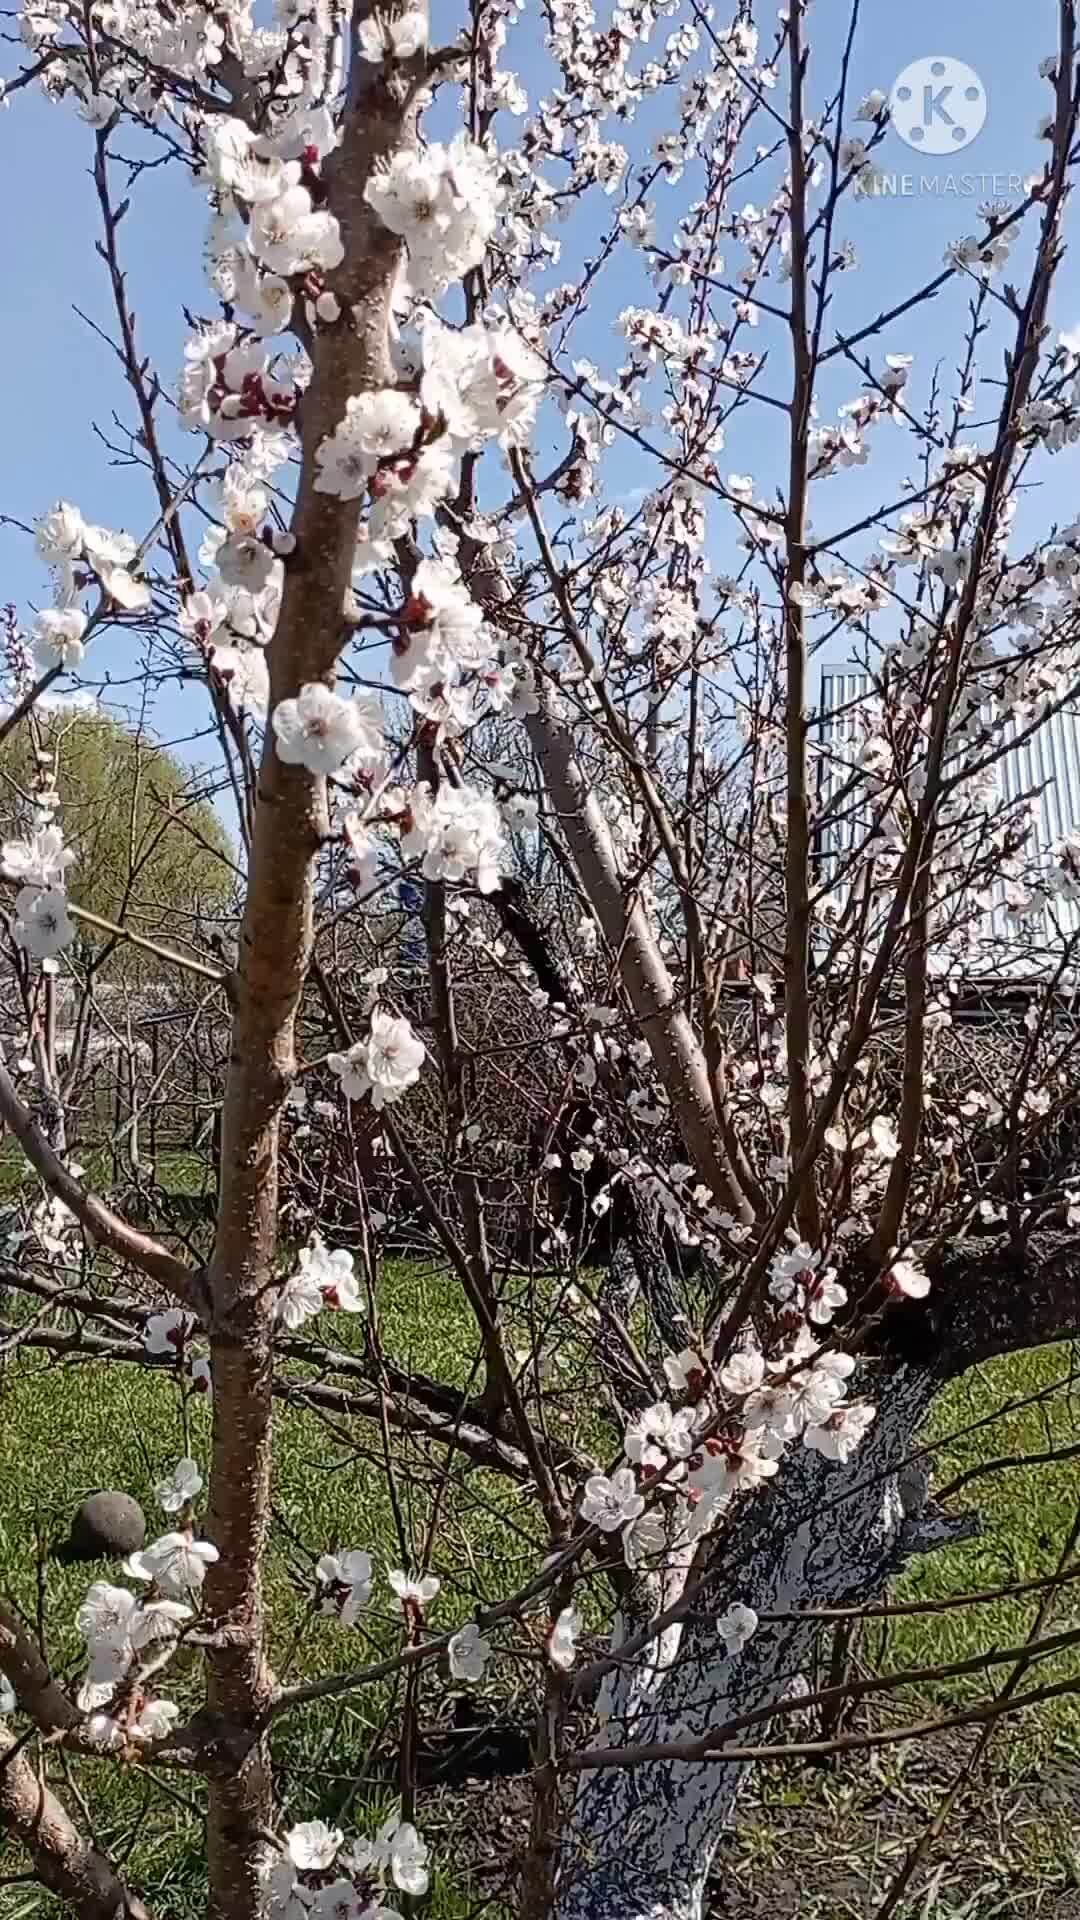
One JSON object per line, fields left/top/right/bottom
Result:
{"left": 525, "top": 707, "right": 742, "bottom": 1215}
{"left": 0, "top": 1725, "right": 151, "bottom": 1919}
{"left": 554, "top": 1369, "right": 939, "bottom": 1920}
{"left": 202, "top": 41, "right": 421, "bottom": 1919}
{"left": 554, "top": 1231, "right": 1080, "bottom": 1920}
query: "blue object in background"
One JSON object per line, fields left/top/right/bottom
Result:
{"left": 398, "top": 877, "right": 427, "bottom": 967}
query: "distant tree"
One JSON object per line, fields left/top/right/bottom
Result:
{"left": 1, "top": 711, "right": 233, "bottom": 984}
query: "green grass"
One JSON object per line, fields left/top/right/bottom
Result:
{"left": 0, "top": 1259, "right": 534, "bottom": 1917}
{"left": 889, "top": 1344, "right": 1080, "bottom": 1765}
{"left": 0, "top": 1260, "right": 1076, "bottom": 1912}
{"left": 0, "top": 1142, "right": 213, "bottom": 1204}
{"left": 151, "top": 1149, "right": 215, "bottom": 1197}
{"left": 0, "top": 1141, "right": 29, "bottom": 1201}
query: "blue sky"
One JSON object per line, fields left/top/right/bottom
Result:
{"left": 2, "top": 0, "right": 1078, "bottom": 728}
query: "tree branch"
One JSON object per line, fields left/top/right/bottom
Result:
{"left": 0, "top": 1726, "right": 152, "bottom": 1920}
{"left": 0, "top": 1058, "right": 201, "bottom": 1307}
{"left": 877, "top": 1226, "right": 1080, "bottom": 1376}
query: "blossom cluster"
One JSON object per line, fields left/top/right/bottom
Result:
{"left": 75, "top": 1457, "right": 215, "bottom": 1749}
{"left": 571, "top": 1212, "right": 933, "bottom": 1575}
{"left": 16, "top": 0, "right": 1077, "bottom": 1875}
{"left": 275, "top": 1234, "right": 364, "bottom": 1330}
{"left": 35, "top": 499, "right": 151, "bottom": 638}
{"left": 328, "top": 1008, "right": 425, "bottom": 1111}
{"left": 364, "top": 135, "right": 501, "bottom": 300}
{"left": 269, "top": 1811, "right": 429, "bottom": 1920}
{"left": 2, "top": 805, "right": 76, "bottom": 964}
{"left": 312, "top": 1547, "right": 494, "bottom": 1679}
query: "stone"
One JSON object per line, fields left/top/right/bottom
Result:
{"left": 54, "top": 1492, "right": 147, "bottom": 1564}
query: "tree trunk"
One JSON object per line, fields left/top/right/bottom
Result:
{"left": 201, "top": 45, "right": 422, "bottom": 1918}
{"left": 554, "top": 1369, "right": 948, "bottom": 1920}
{"left": 554, "top": 1229, "right": 1080, "bottom": 1917}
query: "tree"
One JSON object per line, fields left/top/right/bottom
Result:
{"left": 1, "top": 708, "right": 232, "bottom": 1180}
{"left": 1, "top": 708, "right": 233, "bottom": 974}
{"left": 1, "top": 4, "right": 1080, "bottom": 1919}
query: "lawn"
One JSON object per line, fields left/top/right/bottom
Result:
{"left": 0, "top": 1254, "right": 539, "bottom": 1917}
{"left": 0, "top": 1232, "right": 1077, "bottom": 1915}
{"left": 889, "top": 1345, "right": 1080, "bottom": 1766}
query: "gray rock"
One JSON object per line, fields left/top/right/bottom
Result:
{"left": 54, "top": 1491, "right": 147, "bottom": 1564}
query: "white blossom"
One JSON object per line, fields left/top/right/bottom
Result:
{"left": 247, "top": 272, "right": 295, "bottom": 335}
{"left": 328, "top": 1010, "right": 425, "bottom": 1109}
{"left": 36, "top": 500, "right": 85, "bottom": 569}
{"left": 250, "top": 186, "right": 343, "bottom": 276}
{"left": 131, "top": 1697, "right": 180, "bottom": 1742}
{"left": 143, "top": 1308, "right": 197, "bottom": 1356}
{"left": 125, "top": 1531, "right": 219, "bottom": 1600}
{"left": 388, "top": 1569, "right": 440, "bottom": 1613}
{"left": 662, "top": 1347, "right": 708, "bottom": 1394}
{"left": 209, "top": 644, "right": 270, "bottom": 718}
{"left": 287, "top": 1820, "right": 343, "bottom": 1872}
{"left": 384, "top": 1819, "right": 429, "bottom": 1896}
{"left": 12, "top": 885, "right": 74, "bottom": 959}
{"left": 804, "top": 1266, "right": 848, "bottom": 1327}
{"left": 548, "top": 1605, "right": 581, "bottom": 1671}
{"left": 33, "top": 606, "right": 87, "bottom": 673}
{"left": 77, "top": 1582, "right": 140, "bottom": 1655}
{"left": 156, "top": 1458, "right": 203, "bottom": 1514}
{"left": 300, "top": 1236, "right": 362, "bottom": 1312}
{"left": 581, "top": 1467, "right": 644, "bottom": 1532}
{"left": 717, "top": 1601, "right": 758, "bottom": 1655}
{"left": 189, "top": 1355, "right": 212, "bottom": 1395}
{"left": 420, "top": 316, "right": 545, "bottom": 449}
{"left": 624, "top": 1401, "right": 695, "bottom": 1474}
{"left": 788, "top": 1350, "right": 856, "bottom": 1426}
{"left": 448, "top": 1620, "right": 491, "bottom": 1681}
{"left": 76, "top": 1584, "right": 191, "bottom": 1709}
{"left": 622, "top": 1506, "right": 667, "bottom": 1569}
{"left": 310, "top": 1880, "right": 373, "bottom": 1920}
{"left": 356, "top": 9, "right": 426, "bottom": 61}
{"left": 768, "top": 1242, "right": 825, "bottom": 1308}
{"left": 720, "top": 1349, "right": 765, "bottom": 1397}
{"left": 1, "top": 825, "right": 74, "bottom": 889}
{"left": 400, "top": 782, "right": 503, "bottom": 892}
{"left": 272, "top": 685, "right": 384, "bottom": 775}
{"left": 364, "top": 135, "right": 502, "bottom": 296}
{"left": 99, "top": 563, "right": 150, "bottom": 611}
{"left": 275, "top": 1258, "right": 327, "bottom": 1330}
{"left": 346, "top": 1815, "right": 429, "bottom": 1898}
{"left": 315, "top": 1551, "right": 372, "bottom": 1626}
{"left": 314, "top": 390, "right": 421, "bottom": 499}
{"left": 884, "top": 1255, "right": 931, "bottom": 1299}
{"left": 868, "top": 1115, "right": 900, "bottom": 1161}
{"left": 804, "top": 1401, "right": 877, "bottom": 1462}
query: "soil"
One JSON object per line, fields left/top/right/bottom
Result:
{"left": 422, "top": 1713, "right": 1080, "bottom": 1918}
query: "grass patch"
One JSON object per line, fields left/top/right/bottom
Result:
{"left": 0, "top": 1259, "right": 534, "bottom": 1917}
{"left": 151, "top": 1150, "right": 215, "bottom": 1197}
{"left": 888, "top": 1344, "right": 1080, "bottom": 1765}
{"left": 0, "top": 1258, "right": 1076, "bottom": 1912}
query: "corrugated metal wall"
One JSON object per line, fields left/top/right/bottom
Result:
{"left": 816, "top": 669, "right": 1080, "bottom": 978}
